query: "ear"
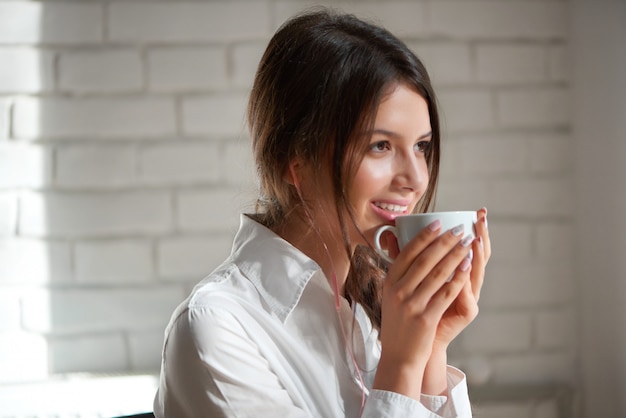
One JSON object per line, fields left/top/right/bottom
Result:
{"left": 284, "top": 160, "right": 300, "bottom": 186}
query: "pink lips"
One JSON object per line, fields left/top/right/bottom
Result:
{"left": 371, "top": 201, "right": 410, "bottom": 223}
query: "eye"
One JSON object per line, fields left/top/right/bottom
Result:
{"left": 415, "top": 140, "right": 432, "bottom": 153}
{"left": 370, "top": 140, "right": 391, "bottom": 153}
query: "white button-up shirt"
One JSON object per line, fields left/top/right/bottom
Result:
{"left": 154, "top": 215, "right": 473, "bottom": 417}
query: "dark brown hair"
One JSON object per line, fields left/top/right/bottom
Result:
{"left": 247, "top": 8, "right": 440, "bottom": 329}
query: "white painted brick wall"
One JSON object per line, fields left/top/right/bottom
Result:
{"left": 0, "top": 192, "right": 17, "bottom": 236}
{"left": 475, "top": 44, "right": 548, "bottom": 85}
{"left": 55, "top": 145, "right": 136, "bottom": 188}
{"left": 19, "top": 191, "right": 173, "bottom": 237}
{"left": 0, "top": 2, "right": 103, "bottom": 44}
{"left": 430, "top": 2, "right": 567, "bottom": 40}
{"left": 0, "top": 99, "right": 9, "bottom": 139}
{"left": 0, "top": 1, "right": 579, "bottom": 416}
{"left": 138, "top": 142, "right": 220, "bottom": 184}
{"left": 13, "top": 97, "right": 177, "bottom": 139}
{"left": 22, "top": 287, "right": 185, "bottom": 334}
{"left": 0, "top": 49, "right": 55, "bottom": 93}
{"left": 109, "top": 2, "right": 271, "bottom": 42}
{"left": 0, "top": 143, "right": 52, "bottom": 188}
{"left": 75, "top": 239, "right": 153, "bottom": 284}
{"left": 182, "top": 94, "right": 248, "bottom": 137}
{"left": 437, "top": 89, "right": 496, "bottom": 133}
{"left": 148, "top": 47, "right": 228, "bottom": 92}
{"left": 58, "top": 49, "right": 143, "bottom": 93}
{"left": 49, "top": 333, "right": 127, "bottom": 374}
{"left": 158, "top": 235, "right": 233, "bottom": 280}
{"left": 406, "top": 41, "right": 472, "bottom": 86}
{"left": 0, "top": 239, "right": 72, "bottom": 284}
{"left": 464, "top": 312, "right": 533, "bottom": 352}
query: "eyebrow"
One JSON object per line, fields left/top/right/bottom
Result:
{"left": 370, "top": 129, "right": 433, "bottom": 140}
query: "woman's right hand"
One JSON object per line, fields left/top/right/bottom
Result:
{"left": 372, "top": 220, "right": 474, "bottom": 399}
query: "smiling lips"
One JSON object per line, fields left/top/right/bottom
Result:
{"left": 373, "top": 201, "right": 410, "bottom": 222}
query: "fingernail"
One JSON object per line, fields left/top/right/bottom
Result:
{"left": 460, "top": 235, "right": 473, "bottom": 247}
{"left": 451, "top": 224, "right": 464, "bottom": 236}
{"left": 460, "top": 256, "right": 472, "bottom": 272}
{"left": 428, "top": 219, "right": 442, "bottom": 232}
{"left": 483, "top": 215, "right": 488, "bottom": 229}
{"left": 479, "top": 236, "right": 484, "bottom": 249}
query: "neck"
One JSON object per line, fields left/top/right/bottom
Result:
{"left": 274, "top": 212, "right": 351, "bottom": 296}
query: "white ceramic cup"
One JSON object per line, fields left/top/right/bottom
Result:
{"left": 374, "top": 211, "right": 477, "bottom": 263}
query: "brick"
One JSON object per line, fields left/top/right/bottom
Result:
{"left": 471, "top": 402, "right": 532, "bottom": 418}
{"left": 534, "top": 309, "right": 576, "bottom": 349}
{"left": 0, "top": 291, "right": 21, "bottom": 332}
{"left": 0, "top": 192, "right": 17, "bottom": 235}
{"left": 528, "top": 133, "right": 573, "bottom": 174}
{"left": 534, "top": 399, "right": 559, "bottom": 418}
{"left": 158, "top": 235, "right": 233, "bottom": 280}
{"left": 0, "top": 48, "right": 54, "bottom": 93}
{"left": 497, "top": 87, "right": 570, "bottom": 129}
{"left": 0, "top": 332, "right": 48, "bottom": 382}
{"left": 139, "top": 142, "right": 220, "bottom": 184}
{"left": 489, "top": 178, "right": 573, "bottom": 217}
{"left": 221, "top": 137, "right": 256, "bottom": 188}
{"left": 148, "top": 46, "right": 228, "bottom": 92}
{"left": 432, "top": 179, "right": 490, "bottom": 213}
{"left": 128, "top": 329, "right": 164, "bottom": 372}
{"left": 491, "top": 352, "right": 576, "bottom": 384}
{"left": 22, "top": 286, "right": 185, "bottom": 333}
{"left": 0, "top": 238, "right": 72, "bottom": 284}
{"left": 0, "top": 99, "right": 9, "bottom": 139}
{"left": 436, "top": 89, "right": 496, "bottom": 133}
{"left": 75, "top": 239, "right": 153, "bottom": 284}
{"left": 19, "top": 191, "right": 172, "bottom": 237}
{"left": 407, "top": 42, "right": 472, "bottom": 86}
{"left": 534, "top": 222, "right": 574, "bottom": 260}
{"left": 232, "top": 42, "right": 267, "bottom": 89}
{"left": 481, "top": 261, "right": 575, "bottom": 309}
{"left": 13, "top": 97, "right": 176, "bottom": 139}
{"left": 445, "top": 133, "right": 528, "bottom": 176}
{"left": 430, "top": 2, "right": 567, "bottom": 40}
{"left": 56, "top": 145, "right": 135, "bottom": 188}
{"left": 273, "top": 2, "right": 430, "bottom": 37}
{"left": 182, "top": 94, "right": 248, "bottom": 137}
{"left": 487, "top": 220, "right": 533, "bottom": 261}
{"left": 177, "top": 189, "right": 246, "bottom": 232}
{"left": 475, "top": 44, "right": 548, "bottom": 85}
{"left": 463, "top": 312, "right": 532, "bottom": 352}
{"left": 548, "top": 44, "right": 569, "bottom": 82}
{"left": 58, "top": 49, "right": 142, "bottom": 93}
{"left": 49, "top": 333, "right": 127, "bottom": 374}
{"left": 0, "top": 2, "right": 102, "bottom": 44}
{"left": 0, "top": 143, "right": 52, "bottom": 188}
{"left": 109, "top": 2, "right": 270, "bottom": 42}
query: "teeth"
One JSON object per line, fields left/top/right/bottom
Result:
{"left": 375, "top": 202, "right": 407, "bottom": 213}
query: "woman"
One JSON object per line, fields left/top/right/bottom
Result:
{"left": 154, "top": 8, "right": 490, "bottom": 418}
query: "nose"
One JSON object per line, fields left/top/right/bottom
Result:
{"left": 394, "top": 151, "right": 428, "bottom": 193}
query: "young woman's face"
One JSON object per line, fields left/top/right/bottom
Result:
{"left": 349, "top": 83, "right": 432, "bottom": 244}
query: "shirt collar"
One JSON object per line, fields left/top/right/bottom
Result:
{"left": 231, "top": 214, "right": 321, "bottom": 323}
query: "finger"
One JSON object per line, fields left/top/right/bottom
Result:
{"left": 385, "top": 231, "right": 400, "bottom": 260}
{"left": 476, "top": 207, "right": 491, "bottom": 261}
{"left": 386, "top": 219, "right": 442, "bottom": 285}
{"left": 423, "top": 257, "right": 472, "bottom": 318}
{"left": 470, "top": 237, "right": 486, "bottom": 300}
{"left": 399, "top": 230, "right": 474, "bottom": 299}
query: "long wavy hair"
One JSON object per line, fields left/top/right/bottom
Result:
{"left": 247, "top": 8, "right": 440, "bottom": 330}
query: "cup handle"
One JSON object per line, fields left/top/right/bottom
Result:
{"left": 374, "top": 225, "right": 398, "bottom": 263}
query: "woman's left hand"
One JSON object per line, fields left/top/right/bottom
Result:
{"left": 432, "top": 207, "right": 491, "bottom": 350}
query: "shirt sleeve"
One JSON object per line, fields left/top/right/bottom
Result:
{"left": 153, "top": 305, "right": 310, "bottom": 418}
{"left": 362, "top": 366, "right": 472, "bottom": 418}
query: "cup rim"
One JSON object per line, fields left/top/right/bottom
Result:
{"left": 394, "top": 210, "right": 476, "bottom": 220}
